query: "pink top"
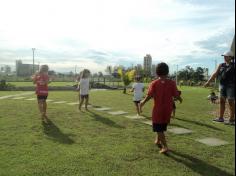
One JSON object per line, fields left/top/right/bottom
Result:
{"left": 35, "top": 74, "right": 49, "bottom": 96}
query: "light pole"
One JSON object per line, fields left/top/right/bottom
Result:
{"left": 214, "top": 59, "right": 217, "bottom": 86}
{"left": 176, "top": 64, "right": 179, "bottom": 85}
{"left": 32, "top": 48, "right": 36, "bottom": 74}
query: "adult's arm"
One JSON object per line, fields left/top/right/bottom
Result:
{"left": 204, "top": 64, "right": 222, "bottom": 87}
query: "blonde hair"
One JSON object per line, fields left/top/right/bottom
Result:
{"left": 39, "top": 65, "right": 49, "bottom": 74}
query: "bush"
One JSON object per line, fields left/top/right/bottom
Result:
{"left": 0, "top": 80, "right": 15, "bottom": 90}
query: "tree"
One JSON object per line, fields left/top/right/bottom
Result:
{"left": 98, "top": 72, "right": 103, "bottom": 77}
{"left": 177, "top": 66, "right": 207, "bottom": 86}
{"left": 118, "top": 68, "right": 136, "bottom": 94}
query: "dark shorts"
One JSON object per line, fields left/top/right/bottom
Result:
{"left": 80, "top": 94, "right": 89, "bottom": 99}
{"left": 173, "top": 102, "right": 176, "bottom": 109}
{"left": 37, "top": 95, "right": 48, "bottom": 100}
{"left": 133, "top": 100, "right": 141, "bottom": 104}
{"left": 153, "top": 123, "right": 168, "bottom": 132}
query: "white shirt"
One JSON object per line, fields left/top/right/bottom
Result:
{"left": 132, "top": 83, "right": 144, "bottom": 101}
{"left": 80, "top": 78, "right": 90, "bottom": 95}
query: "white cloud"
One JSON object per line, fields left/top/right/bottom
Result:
{"left": 0, "top": 0, "right": 235, "bottom": 73}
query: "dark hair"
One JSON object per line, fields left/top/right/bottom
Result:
{"left": 135, "top": 75, "right": 142, "bottom": 82}
{"left": 156, "top": 62, "right": 169, "bottom": 76}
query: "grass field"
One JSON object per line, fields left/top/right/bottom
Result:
{"left": 8, "top": 81, "right": 125, "bottom": 88}
{"left": 0, "top": 87, "right": 235, "bottom": 176}
{"left": 8, "top": 82, "right": 76, "bottom": 87}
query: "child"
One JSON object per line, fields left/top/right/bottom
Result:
{"left": 172, "top": 90, "right": 182, "bottom": 118}
{"left": 207, "top": 91, "right": 218, "bottom": 104}
{"left": 78, "top": 69, "right": 91, "bottom": 111}
{"left": 130, "top": 76, "right": 145, "bottom": 116}
{"left": 76, "top": 71, "right": 83, "bottom": 102}
{"left": 32, "top": 65, "right": 51, "bottom": 123}
{"left": 140, "top": 62, "right": 182, "bottom": 154}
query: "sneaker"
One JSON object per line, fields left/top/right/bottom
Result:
{"left": 213, "top": 117, "right": 224, "bottom": 122}
{"left": 224, "top": 120, "right": 235, "bottom": 126}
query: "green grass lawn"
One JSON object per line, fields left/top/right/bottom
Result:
{"left": 0, "top": 87, "right": 235, "bottom": 176}
{"left": 8, "top": 82, "right": 76, "bottom": 87}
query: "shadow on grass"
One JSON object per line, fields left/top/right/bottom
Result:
{"left": 175, "top": 117, "right": 223, "bottom": 131}
{"left": 88, "top": 111, "right": 125, "bottom": 129}
{"left": 169, "top": 123, "right": 186, "bottom": 129}
{"left": 42, "top": 119, "right": 75, "bottom": 144}
{"left": 166, "top": 150, "right": 234, "bottom": 176}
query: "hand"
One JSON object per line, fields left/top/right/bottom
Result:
{"left": 178, "top": 97, "right": 183, "bottom": 104}
{"left": 204, "top": 82, "right": 210, "bottom": 88}
{"left": 140, "top": 100, "right": 145, "bottom": 109}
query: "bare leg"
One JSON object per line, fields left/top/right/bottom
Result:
{"left": 85, "top": 97, "right": 89, "bottom": 111}
{"left": 158, "top": 132, "right": 169, "bottom": 153}
{"left": 228, "top": 99, "right": 235, "bottom": 121}
{"left": 79, "top": 97, "right": 84, "bottom": 111}
{"left": 134, "top": 103, "right": 140, "bottom": 115}
{"left": 138, "top": 102, "right": 142, "bottom": 114}
{"left": 154, "top": 134, "right": 162, "bottom": 148}
{"left": 37, "top": 100, "right": 44, "bottom": 117}
{"left": 219, "top": 97, "right": 226, "bottom": 118}
{"left": 42, "top": 100, "right": 47, "bottom": 117}
{"left": 172, "top": 109, "right": 176, "bottom": 118}
{"left": 78, "top": 93, "right": 81, "bottom": 102}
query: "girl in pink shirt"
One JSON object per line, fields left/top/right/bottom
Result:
{"left": 32, "top": 65, "right": 51, "bottom": 123}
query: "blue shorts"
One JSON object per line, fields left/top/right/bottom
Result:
{"left": 219, "top": 84, "right": 235, "bottom": 100}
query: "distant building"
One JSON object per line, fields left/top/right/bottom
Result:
{"left": 16, "top": 60, "right": 39, "bottom": 76}
{"left": 203, "top": 68, "right": 209, "bottom": 80}
{"left": 134, "top": 64, "right": 142, "bottom": 72}
{"left": 143, "top": 54, "right": 152, "bottom": 76}
{"left": 0, "top": 65, "right": 11, "bottom": 74}
{"left": 151, "top": 64, "right": 156, "bottom": 77}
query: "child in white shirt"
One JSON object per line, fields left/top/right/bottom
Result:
{"left": 78, "top": 69, "right": 90, "bottom": 111}
{"left": 130, "top": 76, "right": 145, "bottom": 116}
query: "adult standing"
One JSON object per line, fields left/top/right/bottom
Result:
{"left": 204, "top": 51, "right": 235, "bottom": 125}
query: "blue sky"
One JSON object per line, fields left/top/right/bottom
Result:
{"left": 0, "top": 0, "right": 235, "bottom": 74}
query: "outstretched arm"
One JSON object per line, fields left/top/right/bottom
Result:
{"left": 31, "top": 72, "right": 38, "bottom": 84}
{"left": 140, "top": 95, "right": 152, "bottom": 108}
{"left": 204, "top": 64, "right": 221, "bottom": 87}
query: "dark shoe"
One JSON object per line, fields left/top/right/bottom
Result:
{"left": 213, "top": 117, "right": 224, "bottom": 122}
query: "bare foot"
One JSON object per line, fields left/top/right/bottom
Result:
{"left": 42, "top": 114, "right": 49, "bottom": 123}
{"left": 154, "top": 140, "right": 162, "bottom": 148}
{"left": 159, "top": 147, "right": 170, "bottom": 154}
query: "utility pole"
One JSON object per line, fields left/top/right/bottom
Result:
{"left": 32, "top": 48, "right": 36, "bottom": 74}
{"left": 176, "top": 64, "right": 179, "bottom": 85}
{"left": 214, "top": 59, "right": 217, "bottom": 86}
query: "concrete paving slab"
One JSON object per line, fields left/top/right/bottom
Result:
{"left": 93, "top": 107, "right": 112, "bottom": 111}
{"left": 25, "top": 98, "right": 37, "bottom": 101}
{"left": 196, "top": 138, "right": 229, "bottom": 146}
{"left": 108, "top": 111, "right": 128, "bottom": 115}
{"left": 67, "top": 102, "right": 79, "bottom": 105}
{"left": 125, "top": 115, "right": 145, "bottom": 120}
{"left": 46, "top": 99, "right": 54, "bottom": 102}
{"left": 82, "top": 105, "right": 93, "bottom": 108}
{"left": 53, "top": 101, "right": 68, "bottom": 104}
{"left": 141, "top": 120, "right": 152, "bottom": 126}
{"left": 168, "top": 128, "right": 193, "bottom": 134}
{"left": 12, "top": 97, "right": 26, "bottom": 100}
